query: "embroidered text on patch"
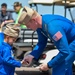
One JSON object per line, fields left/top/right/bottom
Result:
{"left": 52, "top": 31, "right": 63, "bottom": 41}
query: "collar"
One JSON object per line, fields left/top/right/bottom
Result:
{"left": 42, "top": 15, "right": 47, "bottom": 31}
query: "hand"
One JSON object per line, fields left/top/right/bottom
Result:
{"left": 23, "top": 54, "right": 34, "bottom": 66}
{"left": 0, "top": 22, "right": 5, "bottom": 32}
{"left": 3, "top": 20, "right": 8, "bottom": 24}
{"left": 1, "top": 22, "right": 5, "bottom": 27}
{"left": 37, "top": 63, "right": 49, "bottom": 71}
{"left": 1, "top": 21, "right": 8, "bottom": 27}
{"left": 21, "top": 60, "right": 25, "bottom": 64}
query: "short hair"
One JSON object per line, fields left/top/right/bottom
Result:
{"left": 1, "top": 3, "right": 7, "bottom": 7}
{"left": 13, "top": 2, "right": 22, "bottom": 7}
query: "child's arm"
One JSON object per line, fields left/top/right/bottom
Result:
{"left": 3, "top": 47, "right": 22, "bottom": 67}
{"left": 0, "top": 21, "right": 7, "bottom": 32}
{"left": 0, "top": 23, "right": 3, "bottom": 32}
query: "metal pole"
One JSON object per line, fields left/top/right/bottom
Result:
{"left": 52, "top": 3, "right": 55, "bottom": 14}
{"left": 64, "top": 0, "right": 67, "bottom": 17}
{"left": 68, "top": 8, "right": 74, "bottom": 22}
{"left": 35, "top": 4, "right": 38, "bottom": 12}
{"left": 32, "top": 31, "right": 35, "bottom": 50}
{"left": 30, "top": 4, "right": 38, "bottom": 12}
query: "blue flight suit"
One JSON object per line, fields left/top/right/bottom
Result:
{"left": 0, "top": 33, "right": 21, "bottom": 75}
{"left": 30, "top": 14, "right": 75, "bottom": 75}
{"left": 0, "top": 32, "right": 4, "bottom": 45}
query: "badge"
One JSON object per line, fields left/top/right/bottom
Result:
{"left": 52, "top": 31, "right": 63, "bottom": 41}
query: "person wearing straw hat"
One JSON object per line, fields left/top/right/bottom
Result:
{"left": 0, "top": 23, "right": 24, "bottom": 75}
{"left": 18, "top": 6, "right": 75, "bottom": 75}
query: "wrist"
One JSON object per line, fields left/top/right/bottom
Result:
{"left": 28, "top": 54, "right": 34, "bottom": 59}
{"left": 4, "top": 21, "right": 7, "bottom": 24}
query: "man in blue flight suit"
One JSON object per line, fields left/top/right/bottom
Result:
{"left": 18, "top": 6, "right": 75, "bottom": 75}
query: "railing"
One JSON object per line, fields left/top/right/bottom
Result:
{"left": 14, "top": 28, "right": 55, "bottom": 51}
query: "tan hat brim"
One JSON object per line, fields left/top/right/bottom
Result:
{"left": 3, "top": 23, "right": 20, "bottom": 38}
{"left": 18, "top": 11, "right": 31, "bottom": 25}
{"left": 18, "top": 6, "right": 36, "bottom": 25}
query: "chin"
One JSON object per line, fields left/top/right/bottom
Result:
{"left": 33, "top": 28, "right": 37, "bottom": 31}
{"left": 33, "top": 29, "right": 36, "bottom": 31}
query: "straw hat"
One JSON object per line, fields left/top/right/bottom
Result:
{"left": 3, "top": 23, "right": 20, "bottom": 38}
{"left": 18, "top": 6, "right": 38, "bottom": 25}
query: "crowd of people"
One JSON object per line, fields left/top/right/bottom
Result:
{"left": 0, "top": 1, "right": 75, "bottom": 75}
{"left": 0, "top": 2, "right": 27, "bottom": 28}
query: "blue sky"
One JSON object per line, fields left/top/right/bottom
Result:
{"left": 0, "top": 0, "right": 74, "bottom": 21}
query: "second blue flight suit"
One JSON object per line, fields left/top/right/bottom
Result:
{"left": 30, "top": 14, "right": 75, "bottom": 75}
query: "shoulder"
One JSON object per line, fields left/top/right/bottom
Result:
{"left": 1, "top": 42, "right": 11, "bottom": 51}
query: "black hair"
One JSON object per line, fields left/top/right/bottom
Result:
{"left": 1, "top": 3, "right": 7, "bottom": 7}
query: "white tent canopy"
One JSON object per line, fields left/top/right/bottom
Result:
{"left": 28, "top": 0, "right": 75, "bottom": 6}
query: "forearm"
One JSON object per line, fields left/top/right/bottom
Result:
{"left": 5, "top": 20, "right": 14, "bottom": 23}
{"left": 30, "top": 42, "right": 47, "bottom": 60}
{"left": 31, "top": 29, "right": 47, "bottom": 60}
{"left": 3, "top": 57, "right": 21, "bottom": 67}
{"left": 47, "top": 51, "right": 69, "bottom": 68}
{"left": 0, "top": 23, "right": 3, "bottom": 32}
{"left": 0, "top": 26, "right": 2, "bottom": 32}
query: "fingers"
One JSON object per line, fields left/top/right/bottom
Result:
{"left": 21, "top": 59, "right": 29, "bottom": 64}
{"left": 37, "top": 64, "right": 49, "bottom": 71}
{"left": 21, "top": 55, "right": 34, "bottom": 66}
{"left": 21, "top": 59, "right": 31, "bottom": 66}
{"left": 1, "top": 22, "right": 5, "bottom": 27}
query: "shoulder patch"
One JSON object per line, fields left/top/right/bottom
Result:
{"left": 52, "top": 31, "right": 63, "bottom": 41}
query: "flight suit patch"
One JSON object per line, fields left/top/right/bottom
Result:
{"left": 52, "top": 31, "right": 63, "bottom": 41}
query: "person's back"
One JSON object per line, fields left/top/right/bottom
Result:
{"left": 42, "top": 14, "right": 75, "bottom": 43}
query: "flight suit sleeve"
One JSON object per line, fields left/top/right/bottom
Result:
{"left": 30, "top": 29, "right": 47, "bottom": 60}
{"left": 65, "top": 40, "right": 75, "bottom": 68}
{"left": 2, "top": 47, "right": 21, "bottom": 67}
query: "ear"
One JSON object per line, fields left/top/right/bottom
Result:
{"left": 6, "top": 35, "right": 10, "bottom": 39}
{"left": 32, "top": 17, "right": 36, "bottom": 21}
